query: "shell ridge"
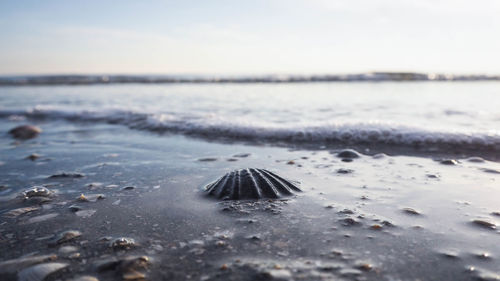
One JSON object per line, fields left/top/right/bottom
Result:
{"left": 212, "top": 174, "right": 230, "bottom": 197}
{"left": 263, "top": 169, "right": 301, "bottom": 192}
{"left": 221, "top": 171, "right": 236, "bottom": 199}
{"left": 259, "top": 169, "right": 295, "bottom": 195}
{"left": 204, "top": 168, "right": 301, "bottom": 200}
{"left": 248, "top": 168, "right": 265, "bottom": 199}
{"left": 252, "top": 169, "right": 281, "bottom": 198}
{"left": 206, "top": 175, "right": 225, "bottom": 193}
{"left": 230, "top": 169, "right": 241, "bottom": 200}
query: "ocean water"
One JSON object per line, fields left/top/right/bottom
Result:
{"left": 1, "top": 82, "right": 500, "bottom": 153}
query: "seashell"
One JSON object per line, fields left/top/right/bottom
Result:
{"left": 22, "top": 186, "right": 53, "bottom": 199}
{"left": 8, "top": 125, "right": 42, "bottom": 140}
{"left": 205, "top": 168, "right": 301, "bottom": 200}
{"left": 18, "top": 262, "right": 68, "bottom": 281}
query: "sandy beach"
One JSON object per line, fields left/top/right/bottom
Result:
{"left": 1, "top": 116, "right": 500, "bottom": 280}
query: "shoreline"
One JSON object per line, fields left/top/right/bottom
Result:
{"left": 1, "top": 120, "right": 500, "bottom": 280}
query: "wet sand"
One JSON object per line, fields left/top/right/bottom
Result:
{"left": 1, "top": 121, "right": 500, "bottom": 280}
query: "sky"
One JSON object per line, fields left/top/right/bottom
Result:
{"left": 0, "top": 0, "right": 499, "bottom": 75}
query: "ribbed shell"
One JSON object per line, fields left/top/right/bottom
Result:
{"left": 205, "top": 168, "right": 301, "bottom": 200}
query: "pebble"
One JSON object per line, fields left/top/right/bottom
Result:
{"left": 480, "top": 168, "right": 500, "bottom": 174}
{"left": 198, "top": 157, "right": 218, "bottom": 162}
{"left": 68, "top": 205, "right": 83, "bottom": 212}
{"left": 0, "top": 254, "right": 57, "bottom": 275}
{"left": 17, "top": 262, "right": 68, "bottom": 281}
{"left": 472, "top": 219, "right": 497, "bottom": 230}
{"left": 49, "top": 230, "right": 82, "bottom": 246}
{"left": 26, "top": 154, "right": 41, "bottom": 161}
{"left": 8, "top": 125, "right": 42, "bottom": 139}
{"left": 22, "top": 186, "right": 53, "bottom": 199}
{"left": 75, "top": 209, "right": 97, "bottom": 218}
{"left": 233, "top": 153, "right": 251, "bottom": 158}
{"left": 49, "top": 172, "right": 85, "bottom": 179}
{"left": 262, "top": 269, "right": 292, "bottom": 280}
{"left": 110, "top": 237, "right": 137, "bottom": 250}
{"left": 122, "top": 186, "right": 135, "bottom": 190}
{"left": 68, "top": 276, "right": 99, "bottom": 281}
{"left": 58, "top": 246, "right": 79, "bottom": 255}
{"left": 402, "top": 207, "right": 421, "bottom": 215}
{"left": 26, "top": 213, "right": 58, "bottom": 224}
{"left": 3, "top": 207, "right": 39, "bottom": 218}
{"left": 439, "top": 159, "right": 459, "bottom": 165}
{"left": 77, "top": 194, "right": 105, "bottom": 202}
{"left": 339, "top": 217, "right": 361, "bottom": 226}
{"left": 336, "top": 168, "right": 354, "bottom": 174}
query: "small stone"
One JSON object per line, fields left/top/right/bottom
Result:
{"left": 49, "top": 172, "right": 85, "bottom": 179}
{"left": 77, "top": 194, "right": 105, "bottom": 202}
{"left": 122, "top": 186, "right": 135, "bottom": 191}
{"left": 58, "top": 246, "right": 79, "bottom": 255}
{"left": 68, "top": 205, "right": 83, "bottom": 212}
{"left": 198, "top": 157, "right": 218, "bottom": 162}
{"left": 336, "top": 168, "right": 354, "bottom": 174}
{"left": 110, "top": 237, "right": 136, "bottom": 250}
{"left": 22, "top": 186, "right": 53, "bottom": 199}
{"left": 3, "top": 207, "right": 39, "bottom": 218}
{"left": 472, "top": 219, "right": 496, "bottom": 230}
{"left": 220, "top": 264, "right": 228, "bottom": 270}
{"left": 49, "top": 230, "right": 82, "bottom": 246}
{"left": 339, "top": 217, "right": 361, "bottom": 226}
{"left": 8, "top": 125, "right": 42, "bottom": 139}
{"left": 233, "top": 153, "right": 251, "bottom": 158}
{"left": 75, "top": 209, "right": 96, "bottom": 218}
{"left": 17, "top": 262, "right": 68, "bottom": 281}
{"left": 355, "top": 263, "right": 373, "bottom": 271}
{"left": 440, "top": 159, "right": 459, "bottom": 165}
{"left": 67, "top": 276, "right": 99, "bottom": 281}
{"left": 402, "top": 207, "right": 421, "bottom": 215}
{"left": 123, "top": 270, "right": 145, "bottom": 280}
{"left": 26, "top": 213, "right": 58, "bottom": 224}
{"left": 26, "top": 153, "right": 41, "bottom": 161}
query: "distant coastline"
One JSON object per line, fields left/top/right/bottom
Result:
{"left": 1, "top": 72, "right": 500, "bottom": 86}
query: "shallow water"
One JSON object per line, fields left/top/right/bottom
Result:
{"left": 1, "top": 83, "right": 500, "bottom": 280}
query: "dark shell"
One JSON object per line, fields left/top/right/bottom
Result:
{"left": 336, "top": 149, "right": 361, "bottom": 159}
{"left": 205, "top": 168, "right": 301, "bottom": 200}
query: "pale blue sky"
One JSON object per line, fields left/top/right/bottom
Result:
{"left": 1, "top": 0, "right": 499, "bottom": 75}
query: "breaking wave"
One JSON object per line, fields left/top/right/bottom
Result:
{"left": 2, "top": 106, "right": 500, "bottom": 151}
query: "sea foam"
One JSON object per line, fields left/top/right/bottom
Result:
{"left": 2, "top": 106, "right": 500, "bottom": 151}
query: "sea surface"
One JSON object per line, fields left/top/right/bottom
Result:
{"left": 1, "top": 82, "right": 500, "bottom": 154}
